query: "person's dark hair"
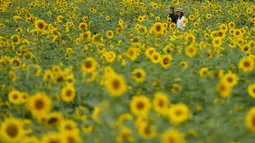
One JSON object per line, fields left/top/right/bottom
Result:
{"left": 178, "top": 12, "right": 184, "bottom": 19}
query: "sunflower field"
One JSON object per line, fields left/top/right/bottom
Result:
{"left": 0, "top": 0, "right": 255, "bottom": 142}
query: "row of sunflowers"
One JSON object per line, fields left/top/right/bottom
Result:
{"left": 0, "top": 0, "right": 255, "bottom": 143}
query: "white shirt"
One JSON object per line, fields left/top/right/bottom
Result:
{"left": 177, "top": 16, "right": 185, "bottom": 30}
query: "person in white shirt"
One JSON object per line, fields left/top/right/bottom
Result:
{"left": 175, "top": 8, "right": 185, "bottom": 30}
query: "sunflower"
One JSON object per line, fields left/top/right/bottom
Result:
{"left": 78, "top": 22, "right": 88, "bottom": 30}
{"left": 145, "top": 47, "right": 156, "bottom": 58}
{"left": 188, "top": 14, "right": 195, "bottom": 21}
{"left": 42, "top": 132, "right": 64, "bottom": 143}
{"left": 34, "top": 19, "right": 46, "bottom": 32}
{"left": 16, "top": 27, "right": 23, "bottom": 33}
{"left": 56, "top": 15, "right": 64, "bottom": 22}
{"left": 126, "top": 47, "right": 139, "bottom": 61}
{"left": 153, "top": 92, "right": 169, "bottom": 116}
{"left": 168, "top": 103, "right": 190, "bottom": 125}
{"left": 46, "top": 112, "right": 63, "bottom": 127}
{"left": 150, "top": 52, "right": 161, "bottom": 64}
{"left": 172, "top": 83, "right": 183, "bottom": 93}
{"left": 130, "top": 95, "right": 151, "bottom": 117}
{"left": 54, "top": 71, "right": 65, "bottom": 83}
{"left": 81, "top": 124, "right": 93, "bottom": 133}
{"left": 212, "top": 37, "right": 222, "bottom": 47}
{"left": 11, "top": 34, "right": 20, "bottom": 44}
{"left": 238, "top": 56, "right": 254, "bottom": 72}
{"left": 246, "top": 7, "right": 253, "bottom": 14}
{"left": 8, "top": 90, "right": 22, "bottom": 104}
{"left": 0, "top": 118, "right": 25, "bottom": 143}
{"left": 137, "top": 15, "right": 145, "bottom": 23}
{"left": 116, "top": 28, "right": 122, "bottom": 34}
{"left": 27, "top": 92, "right": 52, "bottom": 118}
{"left": 246, "top": 107, "right": 255, "bottom": 132}
{"left": 160, "top": 54, "right": 173, "bottom": 68}
{"left": 80, "top": 31, "right": 91, "bottom": 41}
{"left": 59, "top": 119, "right": 79, "bottom": 133}
{"left": 229, "top": 40, "right": 236, "bottom": 48}
{"left": 161, "top": 129, "right": 186, "bottom": 143}
{"left": 152, "top": 2, "right": 159, "bottom": 9}
{"left": 185, "top": 33, "right": 196, "bottom": 44}
{"left": 61, "top": 84, "right": 76, "bottom": 102}
{"left": 221, "top": 72, "right": 238, "bottom": 87}
{"left": 247, "top": 83, "right": 255, "bottom": 99}
{"left": 179, "top": 61, "right": 188, "bottom": 70}
{"left": 106, "top": 30, "right": 114, "bottom": 39}
{"left": 199, "top": 67, "right": 209, "bottom": 78}
{"left": 229, "top": 28, "right": 235, "bottom": 35}
{"left": 105, "top": 15, "right": 110, "bottom": 21}
{"left": 63, "top": 131, "right": 81, "bottom": 143}
{"left": 138, "top": 26, "right": 147, "bottom": 34}
{"left": 217, "top": 30, "right": 226, "bottom": 38}
{"left": 115, "top": 113, "right": 133, "bottom": 127}
{"left": 185, "top": 44, "right": 197, "bottom": 58}
{"left": 116, "top": 126, "right": 134, "bottom": 143}
{"left": 214, "top": 70, "right": 224, "bottom": 78}
{"left": 92, "top": 106, "right": 102, "bottom": 123}
{"left": 216, "top": 80, "right": 232, "bottom": 98}
{"left": 81, "top": 57, "right": 97, "bottom": 74}
{"left": 105, "top": 74, "right": 127, "bottom": 96}
{"left": 23, "top": 52, "right": 33, "bottom": 60}
{"left": 219, "top": 24, "right": 228, "bottom": 31}
{"left": 8, "top": 70, "right": 16, "bottom": 82}
{"left": 85, "top": 71, "right": 98, "bottom": 83}
{"left": 169, "top": 23, "right": 176, "bottom": 29}
{"left": 181, "top": 18, "right": 188, "bottom": 25}
{"left": 132, "top": 68, "right": 146, "bottom": 83}
{"left": 20, "top": 92, "right": 29, "bottom": 104}
{"left": 151, "top": 22, "right": 164, "bottom": 35}
{"left": 206, "top": 13, "right": 212, "bottom": 19}
{"left": 92, "top": 34, "right": 104, "bottom": 45}
{"left": 138, "top": 122, "right": 157, "bottom": 139}
{"left": 104, "top": 51, "right": 116, "bottom": 63}
{"left": 241, "top": 44, "right": 251, "bottom": 54}
{"left": 64, "top": 53, "right": 71, "bottom": 59}
{"left": 249, "top": 40, "right": 255, "bottom": 49}
{"left": 234, "top": 29, "right": 242, "bottom": 38}
{"left": 43, "top": 70, "right": 54, "bottom": 81}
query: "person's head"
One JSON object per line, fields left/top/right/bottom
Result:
{"left": 175, "top": 8, "right": 184, "bottom": 17}
{"left": 166, "top": 7, "right": 174, "bottom": 14}
{"left": 169, "top": 7, "right": 174, "bottom": 14}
